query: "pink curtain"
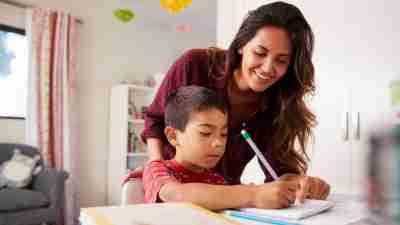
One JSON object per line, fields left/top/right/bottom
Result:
{"left": 25, "top": 8, "right": 79, "bottom": 225}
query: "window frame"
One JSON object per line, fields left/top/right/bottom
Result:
{"left": 0, "top": 23, "right": 26, "bottom": 120}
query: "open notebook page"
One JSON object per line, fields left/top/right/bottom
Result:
{"left": 237, "top": 199, "right": 334, "bottom": 220}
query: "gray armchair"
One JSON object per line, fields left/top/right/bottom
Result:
{"left": 0, "top": 143, "right": 69, "bottom": 225}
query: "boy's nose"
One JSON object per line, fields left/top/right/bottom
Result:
{"left": 212, "top": 138, "right": 226, "bottom": 148}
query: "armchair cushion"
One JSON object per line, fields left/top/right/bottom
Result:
{"left": 0, "top": 149, "right": 42, "bottom": 189}
{"left": 0, "top": 188, "right": 49, "bottom": 212}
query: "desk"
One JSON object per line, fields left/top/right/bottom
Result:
{"left": 80, "top": 194, "right": 369, "bottom": 225}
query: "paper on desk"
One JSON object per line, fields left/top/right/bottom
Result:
{"left": 300, "top": 195, "right": 367, "bottom": 225}
{"left": 80, "top": 203, "right": 240, "bottom": 225}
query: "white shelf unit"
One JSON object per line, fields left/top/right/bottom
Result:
{"left": 107, "top": 84, "right": 154, "bottom": 205}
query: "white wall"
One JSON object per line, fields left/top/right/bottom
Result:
{"left": 0, "top": 0, "right": 216, "bottom": 207}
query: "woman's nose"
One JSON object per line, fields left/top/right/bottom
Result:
{"left": 261, "top": 58, "right": 275, "bottom": 75}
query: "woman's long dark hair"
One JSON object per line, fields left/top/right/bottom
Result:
{"left": 209, "top": 1, "right": 316, "bottom": 174}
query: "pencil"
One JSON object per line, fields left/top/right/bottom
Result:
{"left": 241, "top": 129, "right": 279, "bottom": 180}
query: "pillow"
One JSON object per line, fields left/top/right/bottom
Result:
{"left": 0, "top": 149, "right": 42, "bottom": 189}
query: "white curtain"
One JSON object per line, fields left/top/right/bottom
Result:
{"left": 25, "top": 7, "right": 79, "bottom": 225}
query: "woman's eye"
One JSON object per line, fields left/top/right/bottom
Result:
{"left": 221, "top": 133, "right": 228, "bottom": 137}
{"left": 254, "top": 51, "right": 266, "bottom": 57}
{"left": 277, "top": 59, "right": 288, "bottom": 64}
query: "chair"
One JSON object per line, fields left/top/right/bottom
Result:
{"left": 0, "top": 143, "right": 69, "bottom": 225}
{"left": 121, "top": 178, "right": 145, "bottom": 205}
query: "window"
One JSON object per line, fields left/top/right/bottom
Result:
{"left": 0, "top": 24, "right": 27, "bottom": 119}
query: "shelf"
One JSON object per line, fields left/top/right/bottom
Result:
{"left": 122, "top": 84, "right": 154, "bottom": 92}
{"left": 109, "top": 84, "right": 154, "bottom": 205}
{"left": 127, "top": 152, "right": 148, "bottom": 157}
{"left": 128, "top": 119, "right": 145, "bottom": 124}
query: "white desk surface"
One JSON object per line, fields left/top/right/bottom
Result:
{"left": 80, "top": 194, "right": 369, "bottom": 225}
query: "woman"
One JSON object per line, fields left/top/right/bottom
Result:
{"left": 140, "top": 1, "right": 330, "bottom": 201}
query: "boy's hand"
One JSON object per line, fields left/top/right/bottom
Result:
{"left": 252, "top": 180, "right": 298, "bottom": 209}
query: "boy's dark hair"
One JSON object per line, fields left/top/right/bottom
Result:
{"left": 165, "top": 85, "right": 228, "bottom": 131}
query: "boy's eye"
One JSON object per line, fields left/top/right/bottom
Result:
{"left": 199, "top": 132, "right": 212, "bottom": 136}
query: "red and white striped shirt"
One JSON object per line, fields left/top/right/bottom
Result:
{"left": 143, "top": 160, "right": 227, "bottom": 203}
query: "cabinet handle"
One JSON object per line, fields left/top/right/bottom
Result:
{"left": 354, "top": 112, "right": 360, "bottom": 140}
{"left": 343, "top": 111, "right": 349, "bottom": 141}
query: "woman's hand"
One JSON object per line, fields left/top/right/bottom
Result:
{"left": 126, "top": 156, "right": 163, "bottom": 179}
{"left": 280, "top": 173, "right": 330, "bottom": 203}
{"left": 298, "top": 176, "right": 330, "bottom": 201}
{"left": 123, "top": 138, "right": 163, "bottom": 180}
{"left": 122, "top": 156, "right": 163, "bottom": 184}
{"left": 252, "top": 180, "right": 298, "bottom": 209}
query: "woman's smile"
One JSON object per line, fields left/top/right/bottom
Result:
{"left": 254, "top": 70, "right": 273, "bottom": 80}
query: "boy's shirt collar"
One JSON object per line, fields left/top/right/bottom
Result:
{"left": 168, "top": 159, "right": 216, "bottom": 174}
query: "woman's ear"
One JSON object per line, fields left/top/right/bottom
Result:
{"left": 164, "top": 126, "right": 178, "bottom": 147}
{"left": 238, "top": 47, "right": 243, "bottom": 55}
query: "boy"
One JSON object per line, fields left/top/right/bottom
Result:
{"left": 143, "top": 85, "right": 299, "bottom": 210}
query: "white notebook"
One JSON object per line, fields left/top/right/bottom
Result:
{"left": 233, "top": 199, "right": 334, "bottom": 221}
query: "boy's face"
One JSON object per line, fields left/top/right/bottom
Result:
{"left": 165, "top": 109, "right": 228, "bottom": 172}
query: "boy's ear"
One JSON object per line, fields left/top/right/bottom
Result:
{"left": 164, "top": 126, "right": 178, "bottom": 147}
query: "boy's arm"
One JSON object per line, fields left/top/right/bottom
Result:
{"left": 144, "top": 160, "right": 298, "bottom": 209}
{"left": 160, "top": 182, "right": 255, "bottom": 210}
{"left": 159, "top": 181, "right": 298, "bottom": 210}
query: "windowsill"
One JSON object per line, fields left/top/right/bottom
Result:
{"left": 0, "top": 116, "right": 25, "bottom": 120}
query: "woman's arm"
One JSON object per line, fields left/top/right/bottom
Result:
{"left": 146, "top": 138, "right": 164, "bottom": 161}
{"left": 159, "top": 180, "right": 299, "bottom": 210}
{"left": 141, "top": 50, "right": 197, "bottom": 159}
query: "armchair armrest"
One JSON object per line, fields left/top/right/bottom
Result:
{"left": 32, "top": 168, "right": 69, "bottom": 208}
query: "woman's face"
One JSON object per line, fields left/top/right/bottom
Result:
{"left": 236, "top": 26, "right": 292, "bottom": 93}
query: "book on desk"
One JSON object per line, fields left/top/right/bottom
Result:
{"left": 80, "top": 202, "right": 240, "bottom": 225}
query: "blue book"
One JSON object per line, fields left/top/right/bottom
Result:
{"left": 224, "top": 210, "right": 301, "bottom": 225}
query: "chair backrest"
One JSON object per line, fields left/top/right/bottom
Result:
{"left": 121, "top": 178, "right": 145, "bottom": 205}
{"left": 0, "top": 143, "right": 44, "bottom": 167}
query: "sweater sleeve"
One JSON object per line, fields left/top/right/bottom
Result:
{"left": 141, "top": 49, "right": 201, "bottom": 143}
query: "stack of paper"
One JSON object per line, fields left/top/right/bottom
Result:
{"left": 223, "top": 199, "right": 334, "bottom": 224}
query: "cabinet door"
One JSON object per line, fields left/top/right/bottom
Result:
{"left": 309, "top": 76, "right": 353, "bottom": 194}
{"left": 350, "top": 77, "right": 394, "bottom": 194}
{"left": 305, "top": 0, "right": 399, "bottom": 195}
